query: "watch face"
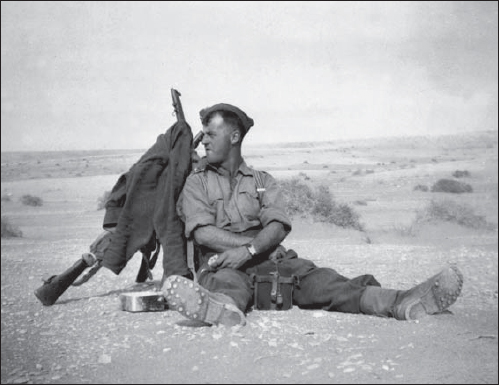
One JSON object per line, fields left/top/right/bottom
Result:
{"left": 247, "top": 244, "right": 257, "bottom": 256}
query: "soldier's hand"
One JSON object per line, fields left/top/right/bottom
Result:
{"left": 208, "top": 246, "right": 251, "bottom": 270}
{"left": 269, "top": 245, "right": 287, "bottom": 261}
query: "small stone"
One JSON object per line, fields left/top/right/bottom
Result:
{"left": 98, "top": 354, "right": 112, "bottom": 364}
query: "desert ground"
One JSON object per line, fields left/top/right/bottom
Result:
{"left": 1, "top": 130, "right": 498, "bottom": 384}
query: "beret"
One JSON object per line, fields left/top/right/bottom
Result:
{"left": 199, "top": 103, "right": 254, "bottom": 134}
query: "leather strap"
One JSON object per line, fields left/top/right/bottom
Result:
{"left": 187, "top": 239, "right": 197, "bottom": 282}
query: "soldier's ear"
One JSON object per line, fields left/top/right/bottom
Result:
{"left": 230, "top": 130, "right": 241, "bottom": 144}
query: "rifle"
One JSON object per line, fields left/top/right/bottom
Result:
{"left": 134, "top": 89, "right": 204, "bottom": 281}
{"left": 34, "top": 253, "right": 98, "bottom": 306}
{"left": 171, "top": 88, "right": 204, "bottom": 148}
{"left": 34, "top": 89, "right": 199, "bottom": 306}
{"left": 34, "top": 228, "right": 112, "bottom": 306}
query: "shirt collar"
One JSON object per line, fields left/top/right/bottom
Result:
{"left": 206, "top": 159, "right": 254, "bottom": 177}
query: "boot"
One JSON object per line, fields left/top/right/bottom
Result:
{"left": 162, "top": 275, "right": 246, "bottom": 327}
{"left": 160, "top": 270, "right": 194, "bottom": 287}
{"left": 360, "top": 265, "right": 463, "bottom": 320}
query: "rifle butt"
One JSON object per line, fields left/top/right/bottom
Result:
{"left": 34, "top": 255, "right": 95, "bottom": 306}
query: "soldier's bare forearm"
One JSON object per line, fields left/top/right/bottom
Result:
{"left": 194, "top": 226, "right": 252, "bottom": 252}
{"left": 193, "top": 221, "right": 287, "bottom": 255}
{"left": 250, "top": 221, "right": 287, "bottom": 255}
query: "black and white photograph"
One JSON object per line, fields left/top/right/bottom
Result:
{"left": 1, "top": 2, "right": 497, "bottom": 383}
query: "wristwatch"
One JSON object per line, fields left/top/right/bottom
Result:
{"left": 244, "top": 243, "right": 257, "bottom": 257}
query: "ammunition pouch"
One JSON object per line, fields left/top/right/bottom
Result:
{"left": 251, "top": 272, "right": 298, "bottom": 311}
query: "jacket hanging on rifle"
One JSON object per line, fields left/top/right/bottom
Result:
{"left": 100, "top": 120, "right": 193, "bottom": 278}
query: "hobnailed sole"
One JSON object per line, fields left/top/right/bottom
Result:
{"left": 403, "top": 265, "right": 464, "bottom": 320}
{"left": 162, "top": 275, "right": 246, "bottom": 327}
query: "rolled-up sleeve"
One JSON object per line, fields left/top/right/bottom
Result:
{"left": 258, "top": 172, "right": 292, "bottom": 232}
{"left": 177, "top": 173, "right": 215, "bottom": 238}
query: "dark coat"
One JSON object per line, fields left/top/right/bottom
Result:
{"left": 100, "top": 121, "right": 193, "bottom": 277}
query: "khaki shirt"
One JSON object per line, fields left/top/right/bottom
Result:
{"left": 177, "top": 160, "right": 292, "bottom": 238}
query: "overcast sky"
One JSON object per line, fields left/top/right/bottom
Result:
{"left": 1, "top": 1, "right": 497, "bottom": 152}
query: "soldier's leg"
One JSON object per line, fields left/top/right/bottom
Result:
{"left": 282, "top": 259, "right": 379, "bottom": 313}
{"left": 359, "top": 265, "right": 463, "bottom": 320}
{"left": 162, "top": 265, "right": 250, "bottom": 327}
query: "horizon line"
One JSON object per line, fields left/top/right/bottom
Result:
{"left": 1, "top": 129, "right": 497, "bottom": 154}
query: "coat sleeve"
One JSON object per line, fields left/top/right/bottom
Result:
{"left": 103, "top": 172, "right": 128, "bottom": 229}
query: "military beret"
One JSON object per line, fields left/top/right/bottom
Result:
{"left": 199, "top": 103, "right": 254, "bottom": 134}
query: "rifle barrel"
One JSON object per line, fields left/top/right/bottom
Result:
{"left": 171, "top": 88, "right": 204, "bottom": 149}
{"left": 171, "top": 88, "right": 185, "bottom": 122}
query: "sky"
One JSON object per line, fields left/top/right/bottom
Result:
{"left": 1, "top": 1, "right": 498, "bottom": 152}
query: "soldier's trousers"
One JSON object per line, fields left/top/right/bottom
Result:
{"left": 196, "top": 254, "right": 381, "bottom": 314}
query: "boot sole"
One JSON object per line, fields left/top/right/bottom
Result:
{"left": 404, "top": 265, "right": 464, "bottom": 320}
{"left": 162, "top": 275, "right": 246, "bottom": 327}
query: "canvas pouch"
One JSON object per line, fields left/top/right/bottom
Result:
{"left": 251, "top": 272, "right": 298, "bottom": 310}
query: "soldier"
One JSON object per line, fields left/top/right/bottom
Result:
{"left": 162, "top": 103, "right": 463, "bottom": 327}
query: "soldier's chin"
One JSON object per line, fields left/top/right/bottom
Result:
{"left": 206, "top": 153, "right": 221, "bottom": 165}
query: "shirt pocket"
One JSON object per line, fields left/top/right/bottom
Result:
{"left": 237, "top": 185, "right": 261, "bottom": 221}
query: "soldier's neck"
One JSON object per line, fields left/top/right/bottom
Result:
{"left": 220, "top": 152, "right": 243, "bottom": 178}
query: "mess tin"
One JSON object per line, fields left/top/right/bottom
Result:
{"left": 120, "top": 291, "right": 167, "bottom": 312}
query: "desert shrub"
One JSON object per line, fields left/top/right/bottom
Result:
{"left": 413, "top": 184, "right": 429, "bottom": 192}
{"left": 277, "top": 178, "right": 315, "bottom": 216}
{"left": 298, "top": 172, "right": 310, "bottom": 180}
{"left": 452, "top": 170, "right": 471, "bottom": 178}
{"left": 1, "top": 194, "right": 12, "bottom": 202}
{"left": 1, "top": 217, "right": 22, "bottom": 238}
{"left": 277, "top": 178, "right": 363, "bottom": 231}
{"left": 431, "top": 179, "right": 472, "bottom": 193}
{"left": 392, "top": 222, "right": 419, "bottom": 237}
{"left": 97, "top": 190, "right": 112, "bottom": 210}
{"left": 20, "top": 194, "right": 43, "bottom": 206}
{"left": 325, "top": 202, "right": 363, "bottom": 231}
{"left": 415, "top": 199, "right": 494, "bottom": 230}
